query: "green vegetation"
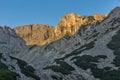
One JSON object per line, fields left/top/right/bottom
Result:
{"left": 0, "top": 53, "right": 18, "bottom": 80}
{"left": 44, "top": 65, "right": 71, "bottom": 75}
{"left": 91, "top": 68, "right": 120, "bottom": 80}
{"left": 107, "top": 31, "right": 120, "bottom": 50}
{"left": 44, "top": 60, "right": 75, "bottom": 75}
{"left": 87, "top": 29, "right": 120, "bottom": 80}
{"left": 72, "top": 55, "right": 107, "bottom": 70}
{"left": 92, "top": 32, "right": 99, "bottom": 38}
{"left": 57, "top": 41, "right": 95, "bottom": 60}
{"left": 51, "top": 75, "right": 63, "bottom": 80}
{"left": 51, "top": 75, "right": 58, "bottom": 80}
{"left": 70, "top": 53, "right": 120, "bottom": 80}
{"left": 0, "top": 60, "right": 8, "bottom": 69}
{"left": 76, "top": 75, "right": 85, "bottom": 80}
{"left": 103, "top": 67, "right": 111, "bottom": 70}
{"left": 55, "top": 60, "right": 75, "bottom": 71}
{"left": 112, "top": 55, "right": 120, "bottom": 67}
{"left": 0, "top": 53, "right": 2, "bottom": 58}
{"left": 59, "top": 51, "right": 65, "bottom": 55}
{"left": 0, "top": 68, "right": 18, "bottom": 80}
{"left": 107, "top": 30, "right": 120, "bottom": 67}
{"left": 51, "top": 75, "right": 84, "bottom": 80}
{"left": 10, "top": 56, "right": 40, "bottom": 80}
{"left": 49, "top": 41, "right": 96, "bottom": 75}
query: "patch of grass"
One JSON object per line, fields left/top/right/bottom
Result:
{"left": 95, "top": 55, "right": 107, "bottom": 59}
{"left": 51, "top": 75, "right": 63, "bottom": 80}
{"left": 44, "top": 65, "right": 71, "bottom": 75}
{"left": 107, "top": 30, "right": 120, "bottom": 50}
{"left": 107, "top": 30, "right": 120, "bottom": 67}
{"left": 91, "top": 68, "right": 120, "bottom": 80}
{"left": 112, "top": 55, "right": 120, "bottom": 67}
{"left": 58, "top": 41, "right": 95, "bottom": 60}
{"left": 104, "top": 67, "right": 111, "bottom": 70}
{"left": 56, "top": 60, "right": 75, "bottom": 71}
{"left": 0, "top": 53, "right": 2, "bottom": 58}
{"left": 44, "top": 60, "right": 75, "bottom": 75}
{"left": 0, "top": 68, "right": 18, "bottom": 80}
{"left": 72, "top": 55, "right": 107, "bottom": 70}
{"left": 10, "top": 56, "right": 40, "bottom": 80}
{"left": 51, "top": 75, "right": 58, "bottom": 80}
{"left": 92, "top": 32, "right": 99, "bottom": 38}
{"left": 76, "top": 75, "right": 85, "bottom": 80}
{"left": 59, "top": 51, "right": 65, "bottom": 55}
{"left": 0, "top": 54, "right": 18, "bottom": 80}
{"left": 0, "top": 61, "right": 8, "bottom": 69}
{"left": 89, "top": 29, "right": 120, "bottom": 80}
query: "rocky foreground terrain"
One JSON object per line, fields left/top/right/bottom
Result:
{"left": 0, "top": 7, "right": 120, "bottom": 80}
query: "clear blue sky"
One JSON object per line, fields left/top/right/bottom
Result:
{"left": 0, "top": 0, "right": 120, "bottom": 28}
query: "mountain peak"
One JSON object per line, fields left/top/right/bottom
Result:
{"left": 113, "top": 6, "right": 120, "bottom": 11}
{"left": 14, "top": 12, "right": 107, "bottom": 45}
{"left": 55, "top": 13, "right": 106, "bottom": 37}
{"left": 107, "top": 7, "right": 120, "bottom": 18}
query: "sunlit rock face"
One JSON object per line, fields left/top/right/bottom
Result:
{"left": 14, "top": 24, "right": 55, "bottom": 45}
{"left": 14, "top": 13, "right": 106, "bottom": 45}
{"left": 55, "top": 13, "right": 106, "bottom": 36}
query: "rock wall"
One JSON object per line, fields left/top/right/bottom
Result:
{"left": 14, "top": 13, "right": 106, "bottom": 45}
{"left": 0, "top": 26, "right": 25, "bottom": 54}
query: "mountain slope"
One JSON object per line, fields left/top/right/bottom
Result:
{"left": 10, "top": 7, "right": 120, "bottom": 80}
{"left": 14, "top": 13, "right": 106, "bottom": 45}
{"left": 0, "top": 26, "right": 40, "bottom": 80}
{"left": 0, "top": 7, "right": 120, "bottom": 80}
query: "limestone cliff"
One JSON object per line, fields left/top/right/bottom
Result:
{"left": 14, "top": 13, "right": 106, "bottom": 45}
{"left": 55, "top": 13, "right": 107, "bottom": 37}
{"left": 14, "top": 24, "right": 55, "bottom": 45}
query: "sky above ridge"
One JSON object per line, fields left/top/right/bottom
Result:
{"left": 0, "top": 0, "right": 120, "bottom": 28}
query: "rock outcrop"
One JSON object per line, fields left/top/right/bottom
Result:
{"left": 55, "top": 13, "right": 106, "bottom": 36}
{"left": 14, "top": 24, "right": 55, "bottom": 45}
{"left": 0, "top": 26, "right": 40, "bottom": 80}
{"left": 14, "top": 13, "right": 106, "bottom": 45}
{"left": 0, "top": 26, "right": 25, "bottom": 54}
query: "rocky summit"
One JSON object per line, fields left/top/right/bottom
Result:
{"left": 0, "top": 7, "right": 120, "bottom": 80}
{"left": 14, "top": 13, "right": 106, "bottom": 45}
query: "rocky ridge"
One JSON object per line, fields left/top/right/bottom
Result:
{"left": 14, "top": 13, "right": 106, "bottom": 45}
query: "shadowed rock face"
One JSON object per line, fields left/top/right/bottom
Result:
{"left": 14, "top": 13, "right": 106, "bottom": 45}
{"left": 0, "top": 26, "right": 25, "bottom": 53}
